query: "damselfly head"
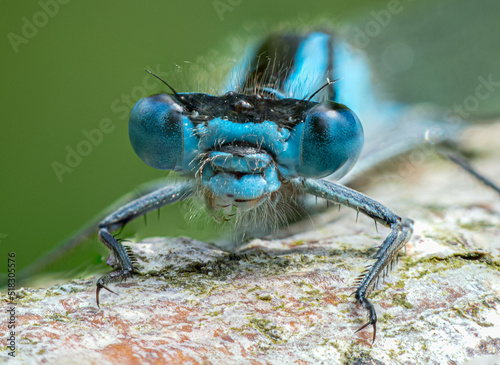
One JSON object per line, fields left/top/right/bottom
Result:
{"left": 129, "top": 93, "right": 363, "bottom": 206}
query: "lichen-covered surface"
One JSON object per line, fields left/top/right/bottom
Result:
{"left": 2, "top": 122, "right": 500, "bottom": 364}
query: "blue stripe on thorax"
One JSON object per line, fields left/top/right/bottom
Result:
{"left": 284, "top": 32, "right": 331, "bottom": 100}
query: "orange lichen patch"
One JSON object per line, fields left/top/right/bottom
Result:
{"left": 153, "top": 301, "right": 194, "bottom": 317}
{"left": 401, "top": 283, "right": 467, "bottom": 313}
{"left": 248, "top": 360, "right": 266, "bottom": 365}
{"left": 88, "top": 310, "right": 110, "bottom": 327}
{"left": 322, "top": 292, "right": 343, "bottom": 306}
{"left": 64, "top": 333, "right": 85, "bottom": 346}
{"left": 213, "top": 328, "right": 235, "bottom": 343}
{"left": 221, "top": 333, "right": 235, "bottom": 343}
{"left": 144, "top": 308, "right": 198, "bottom": 331}
{"left": 241, "top": 332, "right": 259, "bottom": 341}
{"left": 297, "top": 360, "right": 311, "bottom": 365}
{"left": 163, "top": 349, "right": 200, "bottom": 365}
{"left": 38, "top": 329, "right": 61, "bottom": 340}
{"left": 93, "top": 314, "right": 135, "bottom": 334}
{"left": 99, "top": 343, "right": 160, "bottom": 364}
{"left": 17, "top": 314, "right": 43, "bottom": 324}
{"left": 353, "top": 329, "right": 377, "bottom": 346}
{"left": 59, "top": 298, "right": 83, "bottom": 313}
{"left": 179, "top": 324, "right": 193, "bottom": 333}
{"left": 178, "top": 334, "right": 191, "bottom": 343}
{"left": 444, "top": 286, "right": 467, "bottom": 304}
{"left": 287, "top": 321, "right": 300, "bottom": 331}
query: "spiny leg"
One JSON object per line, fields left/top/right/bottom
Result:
{"left": 294, "top": 178, "right": 414, "bottom": 343}
{"left": 439, "top": 150, "right": 500, "bottom": 196}
{"left": 96, "top": 181, "right": 195, "bottom": 306}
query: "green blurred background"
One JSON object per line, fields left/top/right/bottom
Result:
{"left": 1, "top": 0, "right": 499, "bottom": 285}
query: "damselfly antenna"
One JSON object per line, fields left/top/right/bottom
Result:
{"left": 305, "top": 78, "right": 339, "bottom": 102}
{"left": 144, "top": 70, "right": 183, "bottom": 102}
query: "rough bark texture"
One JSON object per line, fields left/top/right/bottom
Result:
{"left": 2, "top": 122, "right": 500, "bottom": 364}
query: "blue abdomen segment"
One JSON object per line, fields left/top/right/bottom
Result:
{"left": 129, "top": 94, "right": 198, "bottom": 172}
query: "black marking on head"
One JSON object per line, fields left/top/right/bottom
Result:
{"left": 179, "top": 92, "right": 316, "bottom": 129}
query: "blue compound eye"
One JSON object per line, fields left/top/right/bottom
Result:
{"left": 297, "top": 102, "right": 364, "bottom": 179}
{"left": 129, "top": 94, "right": 184, "bottom": 170}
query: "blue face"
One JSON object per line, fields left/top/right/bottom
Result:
{"left": 128, "top": 32, "right": 364, "bottom": 215}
